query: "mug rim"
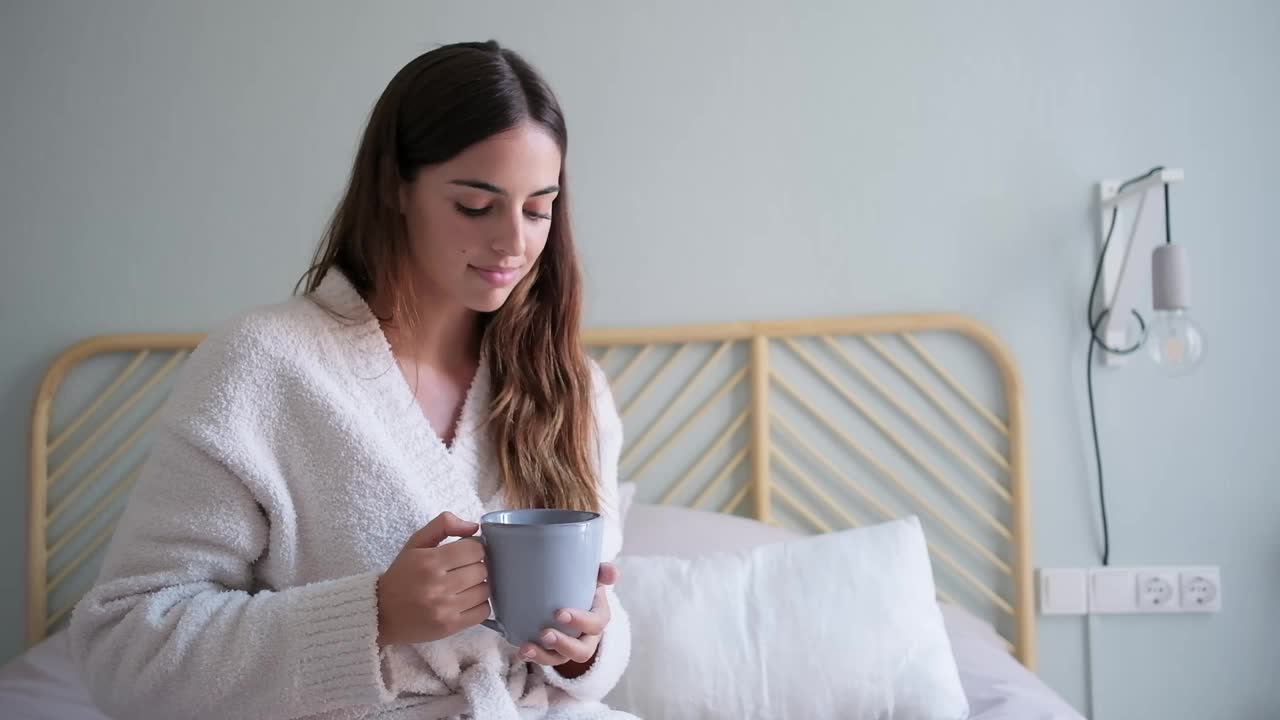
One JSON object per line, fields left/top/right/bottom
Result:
{"left": 480, "top": 509, "right": 601, "bottom": 527}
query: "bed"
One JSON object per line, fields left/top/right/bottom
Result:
{"left": 3, "top": 315, "right": 1085, "bottom": 719}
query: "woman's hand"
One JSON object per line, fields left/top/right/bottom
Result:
{"left": 519, "top": 562, "right": 618, "bottom": 674}
{"left": 376, "top": 512, "right": 490, "bottom": 648}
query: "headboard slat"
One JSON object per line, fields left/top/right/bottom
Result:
{"left": 864, "top": 336, "right": 1010, "bottom": 470}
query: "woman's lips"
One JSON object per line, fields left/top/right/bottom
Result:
{"left": 470, "top": 265, "right": 521, "bottom": 287}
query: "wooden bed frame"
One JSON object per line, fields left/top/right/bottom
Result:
{"left": 27, "top": 314, "right": 1033, "bottom": 668}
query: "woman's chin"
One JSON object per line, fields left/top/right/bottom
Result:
{"left": 466, "top": 290, "right": 515, "bottom": 314}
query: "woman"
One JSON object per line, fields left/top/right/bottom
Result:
{"left": 70, "top": 41, "right": 633, "bottom": 720}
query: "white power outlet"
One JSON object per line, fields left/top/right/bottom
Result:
{"left": 1180, "top": 567, "right": 1222, "bottom": 611}
{"left": 1045, "top": 565, "right": 1223, "bottom": 615}
{"left": 1136, "top": 570, "right": 1180, "bottom": 611}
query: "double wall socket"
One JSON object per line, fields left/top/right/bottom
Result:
{"left": 1039, "top": 566, "right": 1221, "bottom": 615}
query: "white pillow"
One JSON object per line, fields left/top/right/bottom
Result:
{"left": 609, "top": 516, "right": 968, "bottom": 720}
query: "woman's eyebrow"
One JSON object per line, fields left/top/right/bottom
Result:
{"left": 448, "top": 179, "right": 559, "bottom": 197}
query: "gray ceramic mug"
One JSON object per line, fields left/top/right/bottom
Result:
{"left": 476, "top": 509, "right": 603, "bottom": 649}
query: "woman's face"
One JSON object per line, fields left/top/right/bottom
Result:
{"left": 398, "top": 121, "right": 562, "bottom": 314}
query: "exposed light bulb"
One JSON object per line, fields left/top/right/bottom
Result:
{"left": 1147, "top": 308, "right": 1204, "bottom": 375}
{"left": 1149, "top": 243, "right": 1204, "bottom": 376}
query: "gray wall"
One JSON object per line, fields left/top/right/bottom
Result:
{"left": 2, "top": 1, "right": 1277, "bottom": 717}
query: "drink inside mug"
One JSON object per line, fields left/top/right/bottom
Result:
{"left": 477, "top": 509, "right": 604, "bottom": 648}
{"left": 482, "top": 509, "right": 599, "bottom": 526}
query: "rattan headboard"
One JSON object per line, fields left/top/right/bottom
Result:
{"left": 27, "top": 314, "right": 1032, "bottom": 667}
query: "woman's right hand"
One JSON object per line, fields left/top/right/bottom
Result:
{"left": 376, "top": 512, "right": 490, "bottom": 648}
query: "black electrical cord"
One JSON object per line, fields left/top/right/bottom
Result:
{"left": 1086, "top": 166, "right": 1165, "bottom": 566}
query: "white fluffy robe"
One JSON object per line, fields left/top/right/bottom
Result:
{"left": 69, "top": 271, "right": 635, "bottom": 720}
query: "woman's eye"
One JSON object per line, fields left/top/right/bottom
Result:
{"left": 455, "top": 203, "right": 491, "bottom": 217}
{"left": 524, "top": 209, "right": 552, "bottom": 221}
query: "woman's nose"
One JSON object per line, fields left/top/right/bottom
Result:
{"left": 491, "top": 212, "right": 526, "bottom": 257}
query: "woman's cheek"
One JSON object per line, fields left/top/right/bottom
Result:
{"left": 527, "top": 231, "right": 550, "bottom": 263}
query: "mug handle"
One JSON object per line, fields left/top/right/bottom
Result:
{"left": 469, "top": 534, "right": 505, "bottom": 638}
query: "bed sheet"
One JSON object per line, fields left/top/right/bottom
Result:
{"left": 940, "top": 604, "right": 1086, "bottom": 720}
{"left": 0, "top": 631, "right": 107, "bottom": 720}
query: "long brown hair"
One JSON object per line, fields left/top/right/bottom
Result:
{"left": 299, "top": 41, "right": 599, "bottom": 513}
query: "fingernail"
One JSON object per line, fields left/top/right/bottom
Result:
{"left": 557, "top": 610, "right": 572, "bottom": 624}
{"left": 522, "top": 648, "right": 535, "bottom": 659}
{"left": 542, "top": 630, "right": 556, "bottom": 645}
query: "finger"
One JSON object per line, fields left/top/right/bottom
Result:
{"left": 407, "top": 512, "right": 479, "bottom": 549}
{"left": 590, "top": 585, "right": 609, "bottom": 614}
{"left": 539, "top": 628, "right": 597, "bottom": 664}
{"left": 556, "top": 593, "right": 609, "bottom": 635}
{"left": 597, "top": 562, "right": 619, "bottom": 586}
{"left": 588, "top": 585, "right": 610, "bottom": 619}
{"left": 444, "top": 560, "right": 488, "bottom": 593}
{"left": 457, "top": 599, "right": 493, "bottom": 628}
{"left": 519, "top": 642, "right": 565, "bottom": 666}
{"left": 453, "top": 581, "right": 490, "bottom": 611}
{"left": 438, "top": 539, "right": 486, "bottom": 571}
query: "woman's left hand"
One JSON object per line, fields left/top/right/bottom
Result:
{"left": 520, "top": 562, "right": 618, "bottom": 670}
